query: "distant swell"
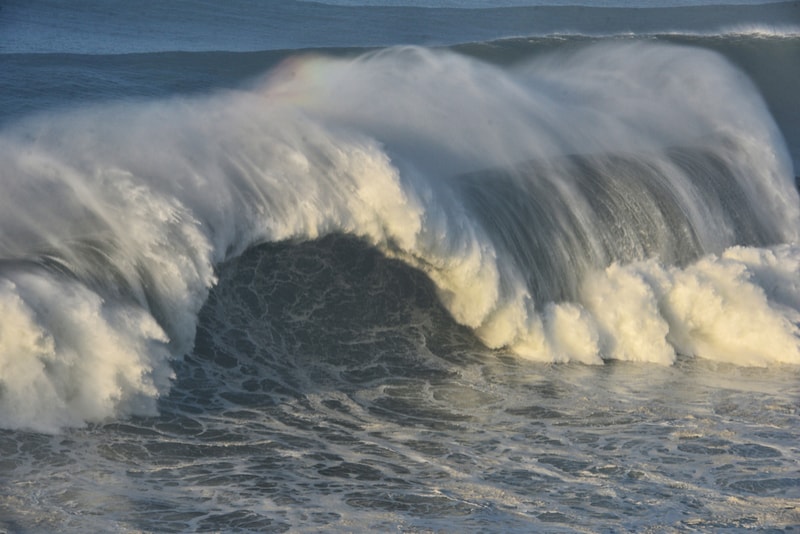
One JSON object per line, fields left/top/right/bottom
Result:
{"left": 0, "top": 41, "right": 798, "bottom": 431}
{"left": 3, "top": 0, "right": 798, "bottom": 54}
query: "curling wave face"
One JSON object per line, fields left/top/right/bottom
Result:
{"left": 0, "top": 41, "right": 798, "bottom": 431}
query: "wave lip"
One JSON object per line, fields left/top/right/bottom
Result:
{"left": 1, "top": 40, "right": 799, "bottom": 431}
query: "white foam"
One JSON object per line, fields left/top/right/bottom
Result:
{"left": 0, "top": 273, "right": 171, "bottom": 432}
{"left": 580, "top": 247, "right": 800, "bottom": 366}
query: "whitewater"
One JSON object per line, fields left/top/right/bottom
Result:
{"left": 1, "top": 1, "right": 799, "bottom": 532}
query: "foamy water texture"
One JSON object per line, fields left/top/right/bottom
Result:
{"left": 0, "top": 42, "right": 798, "bottom": 431}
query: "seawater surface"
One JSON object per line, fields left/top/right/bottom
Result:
{"left": 1, "top": 1, "right": 799, "bottom": 532}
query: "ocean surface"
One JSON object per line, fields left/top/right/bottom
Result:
{"left": 1, "top": 0, "right": 800, "bottom": 532}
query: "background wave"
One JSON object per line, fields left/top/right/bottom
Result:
{"left": 2, "top": 0, "right": 798, "bottom": 54}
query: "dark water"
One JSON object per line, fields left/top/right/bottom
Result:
{"left": 1, "top": 1, "right": 799, "bottom": 532}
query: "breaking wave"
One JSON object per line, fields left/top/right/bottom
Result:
{"left": 0, "top": 41, "right": 798, "bottom": 431}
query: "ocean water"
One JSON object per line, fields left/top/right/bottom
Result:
{"left": 1, "top": 0, "right": 800, "bottom": 532}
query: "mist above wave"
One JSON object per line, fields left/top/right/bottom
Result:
{"left": 0, "top": 41, "right": 798, "bottom": 431}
